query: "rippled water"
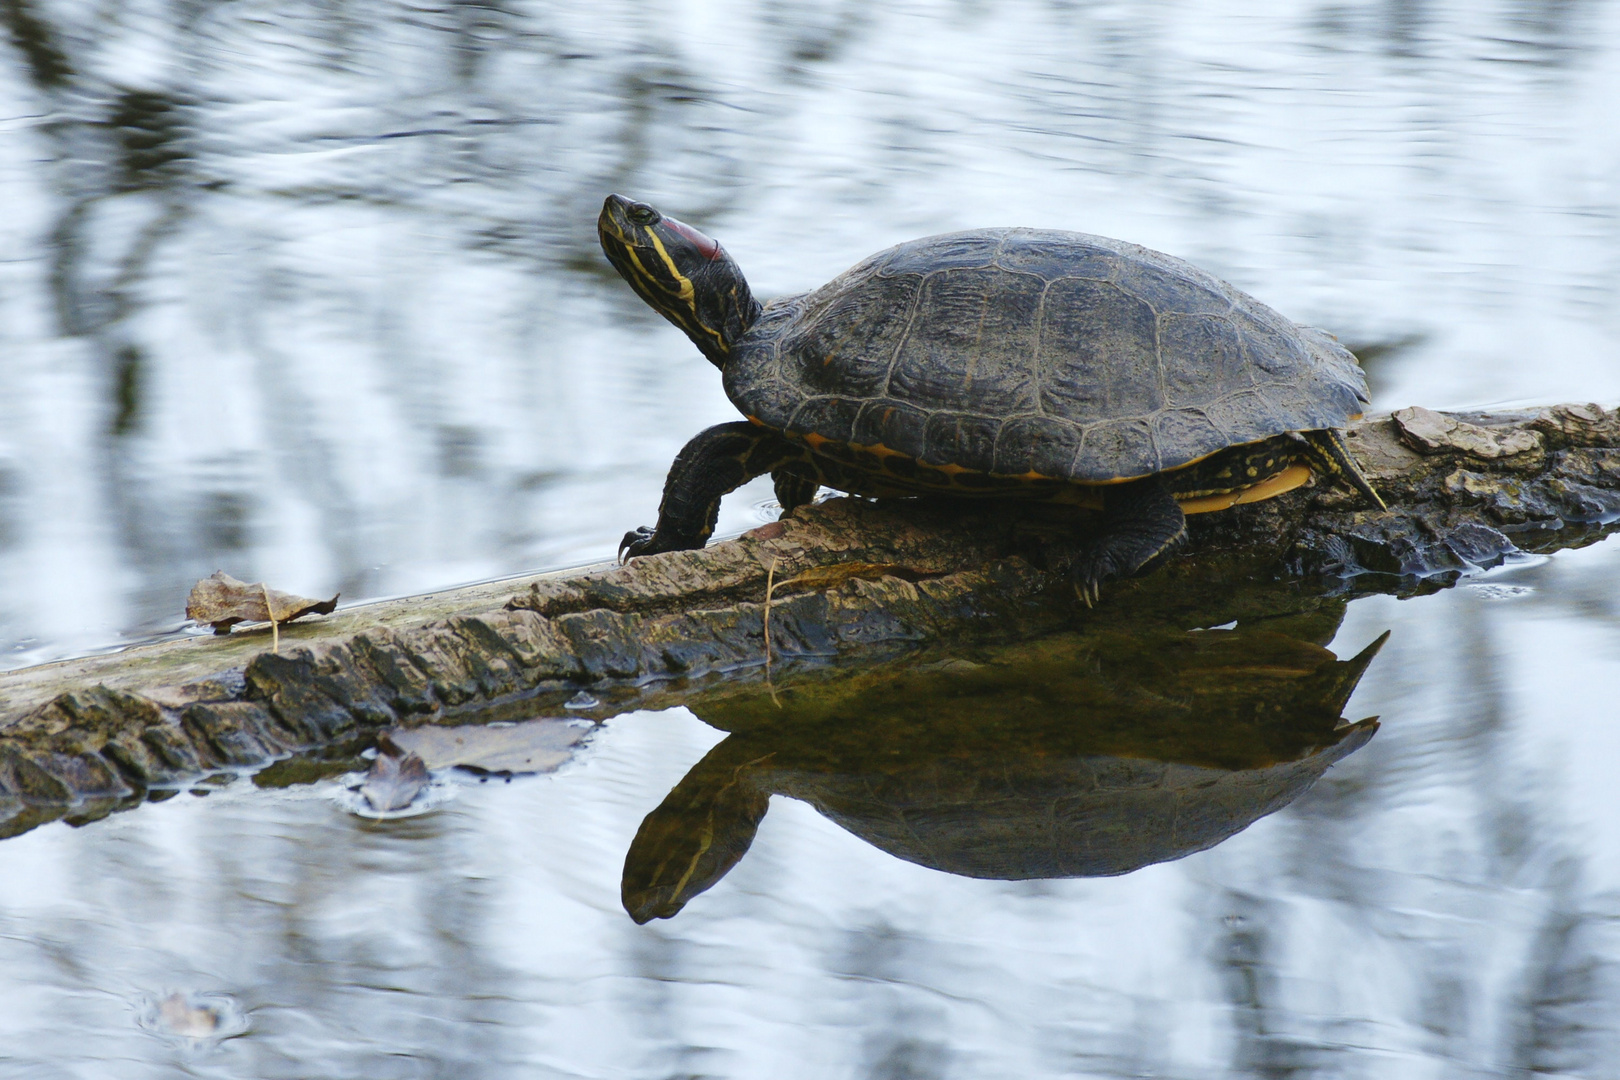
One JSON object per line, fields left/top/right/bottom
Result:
{"left": 2, "top": 0, "right": 1620, "bottom": 1075}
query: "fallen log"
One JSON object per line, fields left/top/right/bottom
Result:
{"left": 1, "top": 403, "right": 1617, "bottom": 837}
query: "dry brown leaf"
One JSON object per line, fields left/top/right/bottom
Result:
{"left": 770, "top": 561, "right": 933, "bottom": 596}
{"left": 185, "top": 571, "right": 339, "bottom": 634}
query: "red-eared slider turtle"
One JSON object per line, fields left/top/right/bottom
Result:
{"left": 620, "top": 626, "right": 1388, "bottom": 922}
{"left": 599, "top": 195, "right": 1384, "bottom": 595}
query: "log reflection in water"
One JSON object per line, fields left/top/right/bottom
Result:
{"left": 623, "top": 623, "right": 1387, "bottom": 922}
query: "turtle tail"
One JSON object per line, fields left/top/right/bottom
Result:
{"left": 1304, "top": 430, "right": 1387, "bottom": 511}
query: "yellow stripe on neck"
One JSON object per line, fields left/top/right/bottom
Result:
{"left": 636, "top": 233, "right": 727, "bottom": 348}
{"left": 643, "top": 232, "right": 695, "bottom": 304}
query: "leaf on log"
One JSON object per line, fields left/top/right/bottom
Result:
{"left": 184, "top": 571, "right": 339, "bottom": 634}
{"left": 385, "top": 718, "right": 590, "bottom": 775}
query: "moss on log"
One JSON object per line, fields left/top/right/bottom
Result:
{"left": 1, "top": 403, "right": 1617, "bottom": 836}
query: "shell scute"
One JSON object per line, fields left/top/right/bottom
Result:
{"left": 992, "top": 416, "right": 1087, "bottom": 478}
{"left": 1203, "top": 389, "right": 1286, "bottom": 441}
{"left": 888, "top": 269, "right": 1042, "bottom": 416}
{"left": 1077, "top": 419, "right": 1161, "bottom": 481}
{"left": 1158, "top": 313, "right": 1250, "bottom": 408}
{"left": 1153, "top": 408, "right": 1229, "bottom": 466}
{"left": 791, "top": 274, "right": 916, "bottom": 397}
{"left": 923, "top": 413, "right": 1001, "bottom": 469}
{"left": 1110, "top": 251, "right": 1237, "bottom": 317}
{"left": 879, "top": 233, "right": 1002, "bottom": 276}
{"left": 852, "top": 400, "right": 931, "bottom": 461}
{"left": 1238, "top": 316, "right": 1315, "bottom": 378}
{"left": 786, "top": 396, "right": 863, "bottom": 444}
{"left": 992, "top": 233, "right": 1116, "bottom": 281}
{"left": 1036, "top": 278, "right": 1163, "bottom": 421}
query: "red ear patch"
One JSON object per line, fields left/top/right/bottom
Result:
{"left": 662, "top": 217, "right": 722, "bottom": 261}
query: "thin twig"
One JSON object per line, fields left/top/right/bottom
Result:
{"left": 763, "top": 555, "right": 781, "bottom": 708}
{"left": 262, "top": 583, "right": 279, "bottom": 654}
{"left": 763, "top": 555, "right": 777, "bottom": 672}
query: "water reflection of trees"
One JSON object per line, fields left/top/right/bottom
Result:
{"left": 1, "top": 1, "right": 1619, "bottom": 1072}
{"left": 2, "top": 577, "right": 1620, "bottom": 1072}
{"left": 1199, "top": 567, "right": 1620, "bottom": 1076}
{"left": 0, "top": 794, "right": 531, "bottom": 1075}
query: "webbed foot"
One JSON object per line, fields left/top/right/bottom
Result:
{"left": 1071, "top": 532, "right": 1186, "bottom": 605}
{"left": 1071, "top": 548, "right": 1128, "bottom": 607}
{"left": 1071, "top": 475, "right": 1188, "bottom": 604}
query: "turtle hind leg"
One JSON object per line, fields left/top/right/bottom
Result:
{"left": 1303, "top": 429, "right": 1386, "bottom": 510}
{"left": 1073, "top": 474, "right": 1188, "bottom": 603}
{"left": 621, "top": 422, "right": 807, "bottom": 561}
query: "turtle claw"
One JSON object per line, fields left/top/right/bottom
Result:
{"left": 620, "top": 526, "right": 707, "bottom": 562}
{"left": 619, "top": 527, "right": 657, "bottom": 564}
{"left": 1069, "top": 476, "right": 1186, "bottom": 605}
{"left": 1071, "top": 549, "right": 1120, "bottom": 607}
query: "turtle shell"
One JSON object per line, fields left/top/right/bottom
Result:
{"left": 619, "top": 626, "right": 1388, "bottom": 921}
{"left": 773, "top": 728, "right": 1375, "bottom": 879}
{"left": 725, "top": 229, "right": 1370, "bottom": 482}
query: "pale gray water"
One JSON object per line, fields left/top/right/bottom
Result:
{"left": 2, "top": 1, "right": 1620, "bottom": 1075}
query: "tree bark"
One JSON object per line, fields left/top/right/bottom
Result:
{"left": 2, "top": 403, "right": 1617, "bottom": 835}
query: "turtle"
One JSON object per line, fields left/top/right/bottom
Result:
{"left": 598, "top": 194, "right": 1384, "bottom": 595}
{"left": 620, "top": 624, "right": 1388, "bottom": 922}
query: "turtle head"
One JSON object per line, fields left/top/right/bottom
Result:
{"left": 598, "top": 194, "right": 761, "bottom": 367}
{"left": 619, "top": 734, "right": 772, "bottom": 923}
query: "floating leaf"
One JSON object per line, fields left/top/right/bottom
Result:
{"left": 137, "top": 990, "right": 246, "bottom": 1045}
{"left": 184, "top": 571, "right": 338, "bottom": 634}
{"left": 156, "top": 993, "right": 219, "bottom": 1039}
{"left": 358, "top": 733, "right": 431, "bottom": 811}
{"left": 386, "top": 718, "right": 590, "bottom": 775}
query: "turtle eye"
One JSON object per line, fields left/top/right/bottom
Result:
{"left": 627, "top": 204, "right": 660, "bottom": 226}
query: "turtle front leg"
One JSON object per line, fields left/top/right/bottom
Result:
{"left": 1072, "top": 475, "right": 1188, "bottom": 602}
{"left": 621, "top": 422, "right": 809, "bottom": 560}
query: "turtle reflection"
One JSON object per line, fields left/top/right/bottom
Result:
{"left": 623, "top": 625, "right": 1388, "bottom": 923}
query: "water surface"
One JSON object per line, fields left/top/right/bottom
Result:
{"left": 2, "top": 1, "right": 1619, "bottom": 1075}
